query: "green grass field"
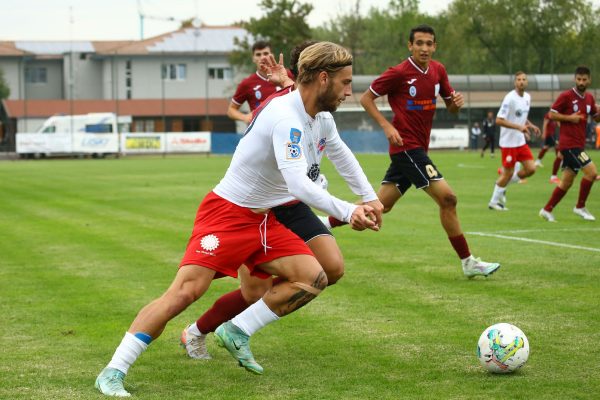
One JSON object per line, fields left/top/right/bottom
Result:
{"left": 1, "top": 151, "right": 599, "bottom": 399}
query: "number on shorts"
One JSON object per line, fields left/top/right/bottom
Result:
{"left": 425, "top": 164, "right": 438, "bottom": 178}
{"left": 578, "top": 152, "right": 590, "bottom": 163}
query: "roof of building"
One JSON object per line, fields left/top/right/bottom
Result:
{"left": 0, "top": 25, "right": 248, "bottom": 56}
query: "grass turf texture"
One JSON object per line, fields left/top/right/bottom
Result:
{"left": 0, "top": 151, "right": 598, "bottom": 399}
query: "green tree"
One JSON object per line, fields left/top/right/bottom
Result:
{"left": 313, "top": 0, "right": 427, "bottom": 74}
{"left": 0, "top": 68, "right": 10, "bottom": 99}
{"left": 435, "top": 0, "right": 599, "bottom": 74}
{"left": 229, "top": 0, "right": 313, "bottom": 72}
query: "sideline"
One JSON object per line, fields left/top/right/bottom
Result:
{"left": 467, "top": 230, "right": 600, "bottom": 253}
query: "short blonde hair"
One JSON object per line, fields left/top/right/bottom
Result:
{"left": 296, "top": 42, "right": 352, "bottom": 85}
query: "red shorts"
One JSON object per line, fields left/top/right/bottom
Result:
{"left": 500, "top": 145, "right": 534, "bottom": 168}
{"left": 179, "top": 192, "right": 314, "bottom": 279}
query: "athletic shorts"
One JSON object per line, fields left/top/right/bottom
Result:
{"left": 179, "top": 192, "right": 314, "bottom": 279}
{"left": 544, "top": 134, "right": 557, "bottom": 147}
{"left": 272, "top": 201, "right": 331, "bottom": 243}
{"left": 500, "top": 144, "right": 534, "bottom": 168}
{"left": 383, "top": 148, "right": 443, "bottom": 193}
{"left": 560, "top": 148, "right": 593, "bottom": 173}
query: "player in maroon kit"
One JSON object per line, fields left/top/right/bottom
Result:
{"left": 539, "top": 66, "right": 600, "bottom": 222}
{"left": 227, "top": 40, "right": 293, "bottom": 124}
{"left": 323, "top": 24, "right": 500, "bottom": 278}
{"left": 535, "top": 112, "right": 562, "bottom": 184}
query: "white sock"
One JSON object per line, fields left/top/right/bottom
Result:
{"left": 187, "top": 323, "right": 202, "bottom": 336}
{"left": 490, "top": 184, "right": 506, "bottom": 204}
{"left": 231, "top": 298, "right": 279, "bottom": 336}
{"left": 106, "top": 332, "right": 149, "bottom": 375}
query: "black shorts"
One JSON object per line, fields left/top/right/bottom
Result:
{"left": 560, "top": 148, "right": 593, "bottom": 173}
{"left": 382, "top": 148, "right": 444, "bottom": 193}
{"left": 544, "top": 135, "right": 557, "bottom": 147}
{"left": 272, "top": 201, "right": 331, "bottom": 242}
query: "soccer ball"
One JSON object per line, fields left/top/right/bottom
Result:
{"left": 477, "top": 323, "right": 529, "bottom": 373}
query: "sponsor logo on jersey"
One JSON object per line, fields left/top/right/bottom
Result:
{"left": 290, "top": 128, "right": 302, "bottom": 144}
{"left": 286, "top": 143, "right": 302, "bottom": 159}
{"left": 407, "top": 78, "right": 417, "bottom": 84}
{"left": 406, "top": 98, "right": 437, "bottom": 111}
{"left": 253, "top": 85, "right": 262, "bottom": 91}
{"left": 516, "top": 110, "right": 523, "bottom": 117}
{"left": 317, "top": 138, "right": 326, "bottom": 154}
{"left": 307, "top": 163, "right": 320, "bottom": 181}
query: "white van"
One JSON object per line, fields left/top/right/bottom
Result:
{"left": 17, "top": 113, "right": 131, "bottom": 158}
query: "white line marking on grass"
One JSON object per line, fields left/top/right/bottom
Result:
{"left": 467, "top": 231, "right": 600, "bottom": 253}
{"left": 490, "top": 228, "right": 600, "bottom": 234}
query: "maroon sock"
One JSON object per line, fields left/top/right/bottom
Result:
{"left": 552, "top": 157, "right": 561, "bottom": 176}
{"left": 328, "top": 216, "right": 348, "bottom": 228}
{"left": 196, "top": 289, "right": 249, "bottom": 334}
{"left": 544, "top": 187, "right": 567, "bottom": 211}
{"left": 448, "top": 234, "right": 471, "bottom": 260}
{"left": 576, "top": 178, "right": 594, "bottom": 208}
{"left": 538, "top": 148, "right": 548, "bottom": 159}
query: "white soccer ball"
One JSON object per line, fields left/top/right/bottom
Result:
{"left": 477, "top": 323, "right": 529, "bottom": 373}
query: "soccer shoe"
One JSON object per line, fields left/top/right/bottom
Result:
{"left": 181, "top": 325, "right": 212, "bottom": 360}
{"left": 549, "top": 176, "right": 561, "bottom": 184}
{"left": 214, "top": 321, "right": 263, "bottom": 375}
{"left": 488, "top": 202, "right": 508, "bottom": 211}
{"left": 535, "top": 159, "right": 543, "bottom": 167}
{"left": 318, "top": 215, "right": 332, "bottom": 230}
{"left": 539, "top": 208, "right": 556, "bottom": 222}
{"left": 462, "top": 256, "right": 500, "bottom": 278}
{"left": 573, "top": 207, "right": 596, "bottom": 221}
{"left": 95, "top": 368, "right": 131, "bottom": 397}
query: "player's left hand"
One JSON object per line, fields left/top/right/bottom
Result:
{"left": 362, "top": 199, "right": 384, "bottom": 229}
{"left": 451, "top": 91, "right": 464, "bottom": 109}
{"left": 350, "top": 205, "right": 379, "bottom": 232}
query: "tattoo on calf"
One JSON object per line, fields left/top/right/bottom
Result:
{"left": 286, "top": 271, "right": 327, "bottom": 312}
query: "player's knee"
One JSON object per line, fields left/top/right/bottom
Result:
{"left": 440, "top": 192, "right": 458, "bottom": 209}
{"left": 241, "top": 285, "right": 268, "bottom": 304}
{"left": 292, "top": 270, "right": 328, "bottom": 295}
{"left": 323, "top": 259, "right": 344, "bottom": 285}
{"left": 162, "top": 290, "right": 197, "bottom": 317}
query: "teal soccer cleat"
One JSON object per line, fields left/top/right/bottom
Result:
{"left": 462, "top": 256, "right": 500, "bottom": 278}
{"left": 214, "top": 321, "right": 264, "bottom": 375}
{"left": 95, "top": 367, "right": 130, "bottom": 397}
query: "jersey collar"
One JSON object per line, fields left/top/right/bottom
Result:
{"left": 255, "top": 71, "right": 270, "bottom": 82}
{"left": 571, "top": 87, "right": 586, "bottom": 99}
{"left": 408, "top": 56, "right": 429, "bottom": 74}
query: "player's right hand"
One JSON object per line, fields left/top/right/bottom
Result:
{"left": 350, "top": 205, "right": 379, "bottom": 232}
{"left": 384, "top": 125, "right": 403, "bottom": 147}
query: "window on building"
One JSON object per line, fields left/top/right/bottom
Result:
{"left": 161, "top": 63, "right": 186, "bottom": 81}
{"left": 209, "top": 67, "right": 232, "bottom": 80}
{"left": 126, "top": 59, "right": 132, "bottom": 99}
{"left": 25, "top": 67, "right": 47, "bottom": 84}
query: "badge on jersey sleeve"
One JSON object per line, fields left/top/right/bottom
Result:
{"left": 286, "top": 128, "right": 303, "bottom": 159}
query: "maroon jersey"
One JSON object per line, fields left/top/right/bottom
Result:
{"left": 232, "top": 71, "right": 293, "bottom": 112}
{"left": 551, "top": 88, "right": 598, "bottom": 149}
{"left": 370, "top": 57, "right": 454, "bottom": 153}
{"left": 543, "top": 112, "right": 558, "bottom": 138}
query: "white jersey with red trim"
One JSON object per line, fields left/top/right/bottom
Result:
{"left": 214, "top": 89, "right": 376, "bottom": 222}
{"left": 497, "top": 90, "right": 531, "bottom": 148}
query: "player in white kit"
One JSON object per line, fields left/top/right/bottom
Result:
{"left": 95, "top": 42, "right": 383, "bottom": 396}
{"left": 488, "top": 72, "right": 540, "bottom": 210}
